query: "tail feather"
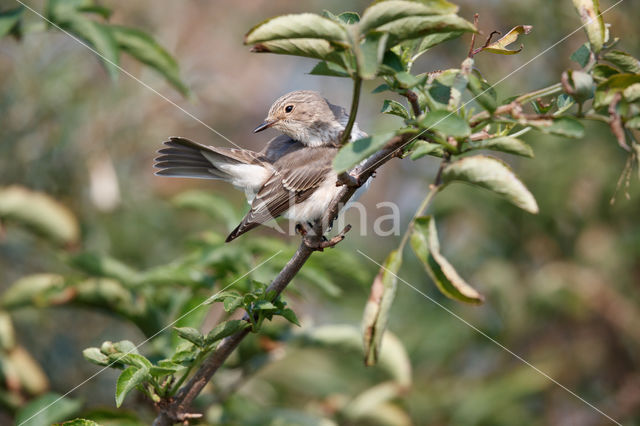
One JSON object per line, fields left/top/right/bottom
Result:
{"left": 225, "top": 220, "right": 261, "bottom": 242}
{"left": 154, "top": 137, "right": 232, "bottom": 180}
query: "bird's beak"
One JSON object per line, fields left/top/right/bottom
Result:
{"left": 253, "top": 119, "right": 277, "bottom": 133}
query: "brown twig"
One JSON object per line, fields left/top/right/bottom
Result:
{"left": 467, "top": 13, "right": 479, "bottom": 58}
{"left": 403, "top": 89, "right": 422, "bottom": 117}
{"left": 608, "top": 92, "right": 630, "bottom": 151}
{"left": 152, "top": 134, "right": 409, "bottom": 426}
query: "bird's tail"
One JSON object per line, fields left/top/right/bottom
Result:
{"left": 154, "top": 137, "right": 235, "bottom": 180}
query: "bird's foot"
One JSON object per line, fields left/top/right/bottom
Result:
{"left": 303, "top": 225, "right": 352, "bottom": 252}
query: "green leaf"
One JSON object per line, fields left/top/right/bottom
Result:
{"left": 77, "top": 5, "right": 112, "bottom": 19}
{"left": 411, "top": 216, "right": 484, "bottom": 304}
{"left": 441, "top": 155, "right": 539, "bottom": 213}
{"left": 394, "top": 71, "right": 423, "bottom": 89}
{"left": 466, "top": 136, "right": 534, "bottom": 158}
{"left": 468, "top": 72, "right": 497, "bottom": 113}
{"left": 603, "top": 50, "right": 640, "bottom": 74}
{"left": 172, "top": 190, "right": 240, "bottom": 230}
{"left": 419, "top": 110, "right": 471, "bottom": 139}
{"left": 556, "top": 93, "right": 576, "bottom": 114}
{"left": 481, "top": 25, "right": 532, "bottom": 55}
{"left": 115, "top": 366, "right": 150, "bottom": 407}
{"left": 174, "top": 327, "right": 204, "bottom": 347}
{"left": 69, "top": 253, "right": 139, "bottom": 284}
{"left": 625, "top": 116, "right": 640, "bottom": 129}
{"left": 149, "top": 360, "right": 184, "bottom": 378}
{"left": 378, "top": 14, "right": 476, "bottom": 46}
{"left": 570, "top": 43, "right": 591, "bottom": 67}
{"left": 244, "top": 13, "right": 347, "bottom": 44}
{"left": 409, "top": 140, "right": 444, "bottom": 159}
{"left": 409, "top": 31, "right": 463, "bottom": 63}
{"left": 83, "top": 347, "right": 110, "bottom": 366}
{"left": 0, "top": 186, "right": 79, "bottom": 245}
{"left": 111, "top": 26, "right": 189, "bottom": 96}
{"left": 16, "top": 393, "right": 82, "bottom": 426}
{"left": 356, "top": 32, "right": 388, "bottom": 79}
{"left": 309, "top": 61, "right": 350, "bottom": 77}
{"left": 66, "top": 17, "right": 120, "bottom": 80}
{"left": 572, "top": 0, "right": 606, "bottom": 53}
{"left": 2, "top": 273, "right": 66, "bottom": 308}
{"left": 59, "top": 420, "right": 100, "bottom": 426}
{"left": 594, "top": 74, "right": 640, "bottom": 108}
{"left": 372, "top": 83, "right": 391, "bottom": 93}
{"left": 362, "top": 250, "right": 402, "bottom": 366}
{"left": 281, "top": 308, "right": 301, "bottom": 326}
{"left": 381, "top": 99, "right": 410, "bottom": 119}
{"left": 333, "top": 132, "right": 396, "bottom": 173}
{"left": 535, "top": 117, "right": 585, "bottom": 138}
{"left": 359, "top": 0, "right": 459, "bottom": 34}
{"left": 564, "top": 70, "right": 594, "bottom": 103}
{"left": 337, "top": 12, "right": 360, "bottom": 24}
{"left": 0, "top": 6, "right": 23, "bottom": 38}
{"left": 250, "top": 38, "right": 343, "bottom": 63}
{"left": 205, "top": 320, "right": 249, "bottom": 345}
{"left": 592, "top": 64, "right": 619, "bottom": 81}
{"left": 253, "top": 300, "right": 277, "bottom": 310}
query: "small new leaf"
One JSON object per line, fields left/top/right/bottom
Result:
{"left": 410, "top": 216, "right": 484, "bottom": 304}
{"left": 481, "top": 25, "right": 532, "bottom": 55}
{"left": 205, "top": 320, "right": 250, "bottom": 345}
{"left": 174, "top": 327, "right": 204, "bottom": 347}
{"left": 115, "top": 366, "right": 150, "bottom": 407}
{"left": 381, "top": 100, "right": 410, "bottom": 119}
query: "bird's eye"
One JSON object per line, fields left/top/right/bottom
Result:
{"left": 285, "top": 105, "right": 294, "bottom": 113}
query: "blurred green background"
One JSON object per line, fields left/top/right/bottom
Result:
{"left": 1, "top": 0, "right": 640, "bottom": 424}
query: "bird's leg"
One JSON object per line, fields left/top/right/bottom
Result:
{"left": 295, "top": 223, "right": 308, "bottom": 237}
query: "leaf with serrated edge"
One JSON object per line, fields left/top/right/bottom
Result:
{"left": 244, "top": 13, "right": 347, "bottom": 44}
{"left": 482, "top": 25, "right": 532, "bottom": 55}
{"left": 362, "top": 250, "right": 402, "bottom": 366}
{"left": 378, "top": 14, "right": 475, "bottom": 46}
{"left": 466, "top": 136, "right": 533, "bottom": 158}
{"left": 411, "top": 216, "right": 483, "bottom": 304}
{"left": 115, "top": 366, "right": 149, "bottom": 407}
{"left": 205, "top": 320, "right": 249, "bottom": 345}
{"left": 360, "top": 0, "right": 458, "bottom": 33}
{"left": 420, "top": 110, "right": 470, "bottom": 138}
{"left": 441, "top": 155, "right": 539, "bottom": 213}
{"left": 381, "top": 99, "right": 410, "bottom": 119}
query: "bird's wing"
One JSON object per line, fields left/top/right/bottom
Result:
{"left": 225, "top": 148, "right": 334, "bottom": 241}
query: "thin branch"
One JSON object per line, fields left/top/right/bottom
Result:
{"left": 152, "top": 133, "right": 410, "bottom": 426}
{"left": 340, "top": 77, "right": 363, "bottom": 145}
{"left": 403, "top": 89, "right": 422, "bottom": 117}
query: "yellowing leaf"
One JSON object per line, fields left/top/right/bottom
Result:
{"left": 572, "top": 0, "right": 606, "bottom": 53}
{"left": 362, "top": 250, "right": 402, "bottom": 366}
{"left": 482, "top": 25, "right": 532, "bottom": 55}
{"left": 410, "top": 216, "right": 484, "bottom": 304}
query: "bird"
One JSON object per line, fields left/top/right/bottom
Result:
{"left": 154, "top": 90, "right": 367, "bottom": 242}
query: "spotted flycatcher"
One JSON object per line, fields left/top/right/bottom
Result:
{"left": 155, "top": 90, "right": 367, "bottom": 242}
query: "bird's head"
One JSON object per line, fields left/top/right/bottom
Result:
{"left": 254, "top": 90, "right": 345, "bottom": 147}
